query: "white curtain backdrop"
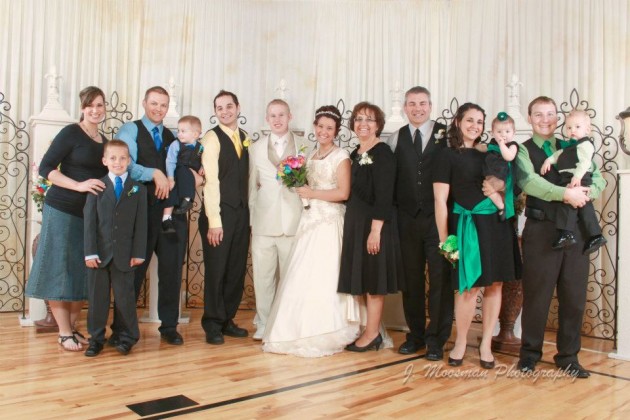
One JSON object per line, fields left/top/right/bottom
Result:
{"left": 1, "top": 0, "right": 629, "bottom": 324}
{"left": 2, "top": 0, "right": 627, "bottom": 134}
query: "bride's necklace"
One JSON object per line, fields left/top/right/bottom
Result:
{"left": 80, "top": 122, "right": 100, "bottom": 140}
{"left": 315, "top": 145, "right": 336, "bottom": 160}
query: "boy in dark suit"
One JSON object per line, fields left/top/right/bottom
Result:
{"left": 84, "top": 140, "right": 148, "bottom": 357}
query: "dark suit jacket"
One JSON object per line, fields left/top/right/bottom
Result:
{"left": 393, "top": 122, "right": 448, "bottom": 217}
{"left": 84, "top": 175, "right": 148, "bottom": 272}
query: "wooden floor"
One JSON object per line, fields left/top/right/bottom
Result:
{"left": 2, "top": 309, "right": 629, "bottom": 419}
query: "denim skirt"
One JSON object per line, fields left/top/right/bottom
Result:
{"left": 25, "top": 205, "right": 87, "bottom": 301}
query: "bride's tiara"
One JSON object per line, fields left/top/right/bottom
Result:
{"left": 315, "top": 110, "right": 341, "bottom": 120}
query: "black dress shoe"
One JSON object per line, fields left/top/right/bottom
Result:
{"left": 345, "top": 334, "right": 383, "bottom": 352}
{"left": 517, "top": 358, "right": 536, "bottom": 373}
{"left": 115, "top": 342, "right": 132, "bottom": 355}
{"left": 222, "top": 321, "right": 248, "bottom": 338}
{"left": 425, "top": 347, "right": 444, "bottom": 361}
{"left": 173, "top": 199, "right": 194, "bottom": 215}
{"left": 107, "top": 335, "right": 120, "bottom": 347}
{"left": 558, "top": 362, "right": 590, "bottom": 378}
{"left": 583, "top": 235, "right": 607, "bottom": 255}
{"left": 161, "top": 331, "right": 184, "bottom": 345}
{"left": 84, "top": 342, "right": 104, "bottom": 357}
{"left": 161, "top": 219, "right": 176, "bottom": 234}
{"left": 552, "top": 232, "right": 576, "bottom": 249}
{"left": 206, "top": 332, "right": 225, "bottom": 345}
{"left": 398, "top": 340, "right": 425, "bottom": 355}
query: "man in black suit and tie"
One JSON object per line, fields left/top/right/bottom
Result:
{"left": 387, "top": 86, "right": 453, "bottom": 359}
{"left": 117, "top": 86, "right": 192, "bottom": 346}
{"left": 199, "top": 90, "right": 251, "bottom": 345}
{"left": 84, "top": 140, "right": 147, "bottom": 356}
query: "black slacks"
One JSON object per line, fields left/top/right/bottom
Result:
{"left": 121, "top": 199, "right": 187, "bottom": 334}
{"left": 199, "top": 204, "right": 250, "bottom": 335}
{"left": 519, "top": 218, "right": 589, "bottom": 365}
{"left": 398, "top": 209, "right": 453, "bottom": 348}
{"left": 88, "top": 262, "right": 139, "bottom": 346}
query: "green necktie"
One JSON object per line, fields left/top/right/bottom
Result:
{"left": 453, "top": 198, "right": 498, "bottom": 293}
{"left": 542, "top": 140, "right": 554, "bottom": 158}
{"left": 559, "top": 138, "right": 578, "bottom": 149}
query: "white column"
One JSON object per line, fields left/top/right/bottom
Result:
{"left": 21, "top": 65, "right": 76, "bottom": 326}
{"left": 609, "top": 169, "right": 630, "bottom": 360}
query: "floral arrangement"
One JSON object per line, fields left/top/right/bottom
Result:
{"left": 127, "top": 185, "right": 140, "bottom": 196}
{"left": 439, "top": 234, "right": 459, "bottom": 267}
{"left": 243, "top": 137, "right": 252, "bottom": 149}
{"left": 434, "top": 128, "right": 446, "bottom": 141}
{"left": 358, "top": 152, "right": 373, "bottom": 166}
{"left": 277, "top": 152, "right": 309, "bottom": 208}
{"left": 31, "top": 163, "right": 51, "bottom": 213}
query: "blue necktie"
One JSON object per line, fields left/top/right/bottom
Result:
{"left": 152, "top": 126, "right": 162, "bottom": 151}
{"left": 115, "top": 176, "right": 123, "bottom": 200}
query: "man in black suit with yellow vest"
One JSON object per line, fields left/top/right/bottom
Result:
{"left": 199, "top": 90, "right": 251, "bottom": 345}
{"left": 117, "top": 86, "right": 191, "bottom": 346}
{"left": 387, "top": 86, "right": 453, "bottom": 360}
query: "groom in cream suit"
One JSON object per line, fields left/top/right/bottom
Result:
{"left": 249, "top": 99, "right": 308, "bottom": 340}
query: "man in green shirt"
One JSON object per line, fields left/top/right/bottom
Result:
{"left": 506, "top": 96, "right": 605, "bottom": 378}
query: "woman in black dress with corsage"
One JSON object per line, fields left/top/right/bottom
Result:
{"left": 338, "top": 102, "right": 404, "bottom": 352}
{"left": 433, "top": 103, "right": 519, "bottom": 369}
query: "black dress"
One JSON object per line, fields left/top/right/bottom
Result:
{"left": 338, "top": 142, "right": 404, "bottom": 295}
{"left": 482, "top": 139, "right": 518, "bottom": 181}
{"left": 434, "top": 147, "right": 520, "bottom": 290}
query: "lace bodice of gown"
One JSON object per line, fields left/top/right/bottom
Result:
{"left": 298, "top": 147, "right": 349, "bottom": 233}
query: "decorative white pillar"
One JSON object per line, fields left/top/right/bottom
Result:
{"left": 506, "top": 74, "right": 530, "bottom": 144}
{"left": 163, "top": 76, "right": 181, "bottom": 131}
{"left": 383, "top": 81, "right": 405, "bottom": 136}
{"left": 21, "top": 65, "right": 76, "bottom": 326}
{"left": 260, "top": 79, "right": 304, "bottom": 138}
{"left": 609, "top": 170, "right": 630, "bottom": 360}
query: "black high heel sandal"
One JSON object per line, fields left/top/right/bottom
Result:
{"left": 345, "top": 333, "right": 383, "bottom": 352}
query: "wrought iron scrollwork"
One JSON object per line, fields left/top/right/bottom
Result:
{"left": 550, "top": 88, "right": 618, "bottom": 340}
{"left": 0, "top": 92, "right": 30, "bottom": 314}
{"left": 98, "top": 91, "right": 134, "bottom": 140}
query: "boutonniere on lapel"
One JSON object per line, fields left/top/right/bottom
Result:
{"left": 127, "top": 185, "right": 139, "bottom": 197}
{"left": 434, "top": 129, "right": 446, "bottom": 143}
{"left": 197, "top": 145, "right": 204, "bottom": 156}
{"left": 358, "top": 152, "right": 374, "bottom": 166}
{"left": 242, "top": 137, "right": 252, "bottom": 149}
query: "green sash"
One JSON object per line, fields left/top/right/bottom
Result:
{"left": 487, "top": 143, "right": 514, "bottom": 219}
{"left": 453, "top": 198, "right": 498, "bottom": 293}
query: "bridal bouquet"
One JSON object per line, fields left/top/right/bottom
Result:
{"left": 439, "top": 235, "right": 459, "bottom": 267}
{"left": 277, "top": 153, "right": 310, "bottom": 209}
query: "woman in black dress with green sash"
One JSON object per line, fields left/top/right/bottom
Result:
{"left": 433, "top": 103, "right": 518, "bottom": 368}
{"left": 338, "top": 102, "right": 404, "bottom": 352}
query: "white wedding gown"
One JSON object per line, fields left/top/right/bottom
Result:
{"left": 262, "top": 148, "right": 361, "bottom": 357}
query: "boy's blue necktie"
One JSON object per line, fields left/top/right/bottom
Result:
{"left": 115, "top": 176, "right": 123, "bottom": 200}
{"left": 152, "top": 126, "right": 162, "bottom": 151}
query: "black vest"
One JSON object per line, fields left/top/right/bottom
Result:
{"left": 176, "top": 140, "right": 203, "bottom": 172}
{"left": 214, "top": 126, "right": 248, "bottom": 208}
{"left": 523, "top": 138, "right": 563, "bottom": 222}
{"left": 134, "top": 120, "right": 175, "bottom": 202}
{"left": 394, "top": 123, "right": 447, "bottom": 216}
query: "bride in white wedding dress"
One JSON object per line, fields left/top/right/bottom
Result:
{"left": 262, "top": 105, "right": 361, "bottom": 357}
